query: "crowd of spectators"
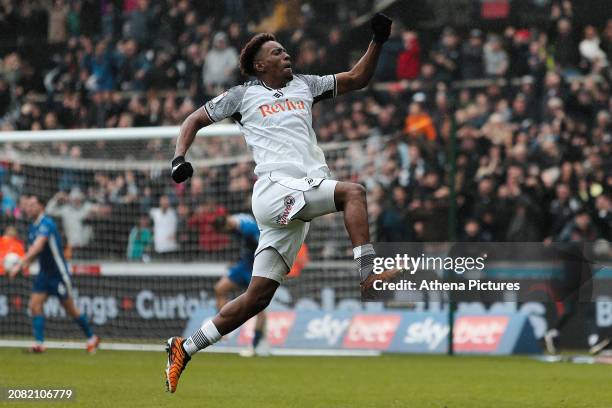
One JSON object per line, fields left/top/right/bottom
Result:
{"left": 0, "top": 0, "right": 611, "bottom": 262}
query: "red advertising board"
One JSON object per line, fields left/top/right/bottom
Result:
{"left": 343, "top": 314, "right": 401, "bottom": 349}
{"left": 238, "top": 311, "right": 296, "bottom": 346}
{"left": 453, "top": 316, "right": 509, "bottom": 352}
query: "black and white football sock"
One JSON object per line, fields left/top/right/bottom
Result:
{"left": 182, "top": 320, "right": 221, "bottom": 356}
{"left": 353, "top": 243, "right": 376, "bottom": 282}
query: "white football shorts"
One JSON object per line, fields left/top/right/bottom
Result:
{"left": 251, "top": 172, "right": 338, "bottom": 282}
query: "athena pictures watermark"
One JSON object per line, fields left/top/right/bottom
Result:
{"left": 371, "top": 278, "right": 520, "bottom": 292}
{"left": 362, "top": 242, "right": 612, "bottom": 303}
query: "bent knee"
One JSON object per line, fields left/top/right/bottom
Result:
{"left": 348, "top": 183, "right": 366, "bottom": 199}
{"left": 335, "top": 183, "right": 366, "bottom": 210}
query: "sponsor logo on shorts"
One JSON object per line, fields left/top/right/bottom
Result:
{"left": 274, "top": 195, "right": 296, "bottom": 225}
{"left": 284, "top": 196, "right": 295, "bottom": 206}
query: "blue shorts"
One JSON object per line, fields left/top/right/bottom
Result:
{"left": 227, "top": 260, "right": 253, "bottom": 288}
{"left": 32, "top": 273, "right": 73, "bottom": 300}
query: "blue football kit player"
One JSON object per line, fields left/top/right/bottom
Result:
{"left": 9, "top": 194, "right": 100, "bottom": 353}
{"left": 213, "top": 213, "right": 267, "bottom": 357}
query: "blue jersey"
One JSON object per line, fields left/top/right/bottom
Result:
{"left": 232, "top": 213, "right": 260, "bottom": 265}
{"left": 28, "top": 214, "right": 70, "bottom": 279}
{"left": 227, "top": 214, "right": 260, "bottom": 287}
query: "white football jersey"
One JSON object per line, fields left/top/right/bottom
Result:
{"left": 203, "top": 74, "right": 337, "bottom": 178}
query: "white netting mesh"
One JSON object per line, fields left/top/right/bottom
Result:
{"left": 0, "top": 128, "right": 373, "bottom": 263}
{"left": 0, "top": 128, "right": 372, "bottom": 339}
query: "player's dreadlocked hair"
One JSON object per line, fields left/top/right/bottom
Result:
{"left": 239, "top": 33, "right": 277, "bottom": 77}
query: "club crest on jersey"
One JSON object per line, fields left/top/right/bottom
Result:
{"left": 274, "top": 195, "right": 296, "bottom": 225}
{"left": 259, "top": 99, "right": 306, "bottom": 117}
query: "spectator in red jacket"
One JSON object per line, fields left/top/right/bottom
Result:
{"left": 396, "top": 31, "right": 420, "bottom": 80}
{"left": 188, "top": 200, "right": 230, "bottom": 253}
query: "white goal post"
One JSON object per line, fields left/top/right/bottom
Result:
{"left": 0, "top": 124, "right": 240, "bottom": 142}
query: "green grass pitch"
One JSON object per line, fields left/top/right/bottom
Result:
{"left": 1, "top": 348, "right": 611, "bottom": 407}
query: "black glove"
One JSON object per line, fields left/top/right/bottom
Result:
{"left": 371, "top": 12, "right": 392, "bottom": 44}
{"left": 171, "top": 156, "right": 193, "bottom": 183}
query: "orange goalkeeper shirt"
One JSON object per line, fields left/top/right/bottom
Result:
{"left": 0, "top": 235, "right": 25, "bottom": 275}
{"left": 287, "top": 244, "right": 310, "bottom": 278}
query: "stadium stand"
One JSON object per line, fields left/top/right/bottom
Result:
{"left": 0, "top": 0, "right": 610, "bottom": 265}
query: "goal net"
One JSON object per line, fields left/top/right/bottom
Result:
{"left": 0, "top": 125, "right": 367, "bottom": 341}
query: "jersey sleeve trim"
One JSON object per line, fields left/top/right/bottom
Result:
{"left": 203, "top": 102, "right": 216, "bottom": 123}
{"left": 333, "top": 74, "right": 337, "bottom": 97}
{"left": 312, "top": 74, "right": 336, "bottom": 105}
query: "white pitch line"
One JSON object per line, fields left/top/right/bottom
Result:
{"left": 0, "top": 340, "right": 380, "bottom": 357}
{"left": 268, "top": 349, "right": 381, "bottom": 357}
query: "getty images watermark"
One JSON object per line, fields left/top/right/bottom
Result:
{"left": 372, "top": 253, "right": 520, "bottom": 292}
{"left": 362, "top": 242, "right": 612, "bottom": 302}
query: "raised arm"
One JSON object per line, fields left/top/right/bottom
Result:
{"left": 336, "top": 13, "right": 392, "bottom": 96}
{"left": 174, "top": 107, "right": 214, "bottom": 158}
{"left": 171, "top": 106, "right": 214, "bottom": 183}
{"left": 45, "top": 192, "right": 65, "bottom": 216}
{"left": 172, "top": 87, "right": 243, "bottom": 183}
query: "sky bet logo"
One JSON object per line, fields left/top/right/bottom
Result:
{"left": 343, "top": 314, "right": 401, "bottom": 349}
{"left": 403, "top": 317, "right": 449, "bottom": 351}
{"left": 304, "top": 314, "right": 351, "bottom": 346}
{"left": 259, "top": 99, "right": 306, "bottom": 117}
{"left": 453, "top": 316, "right": 509, "bottom": 352}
